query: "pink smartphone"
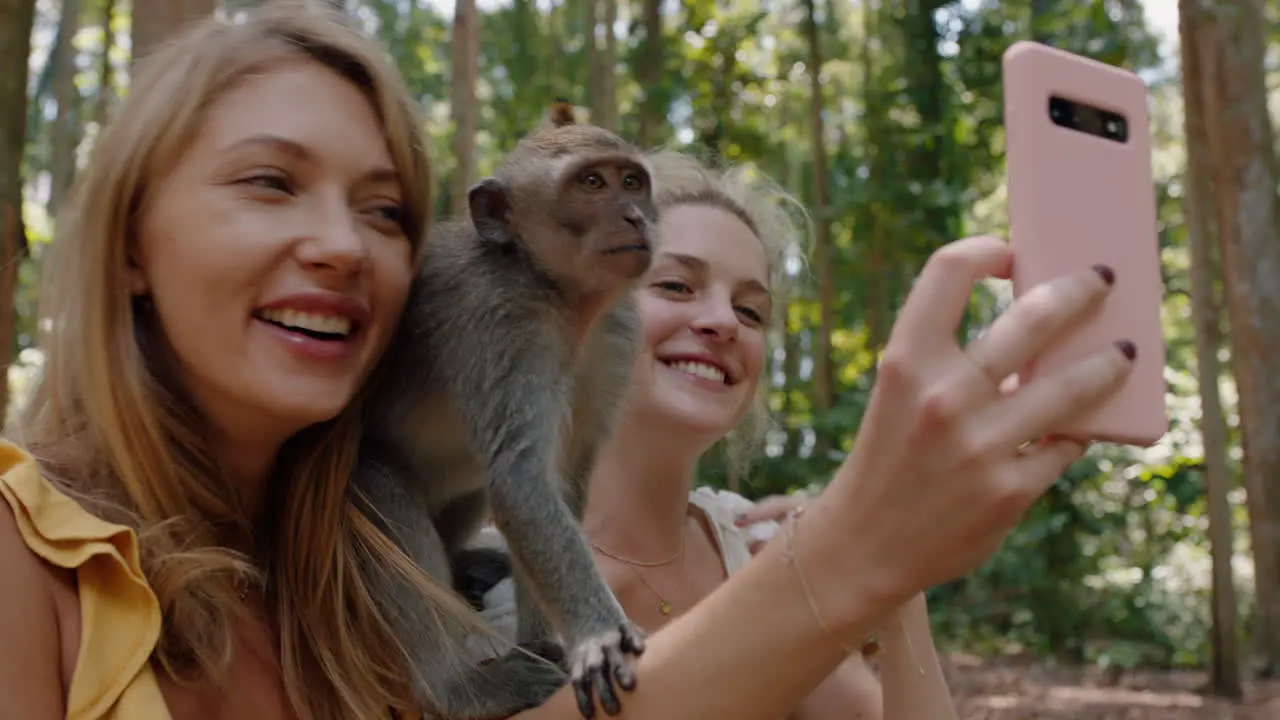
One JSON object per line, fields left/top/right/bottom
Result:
{"left": 1002, "top": 41, "right": 1167, "bottom": 447}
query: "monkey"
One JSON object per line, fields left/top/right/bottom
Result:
{"left": 354, "top": 103, "right": 657, "bottom": 720}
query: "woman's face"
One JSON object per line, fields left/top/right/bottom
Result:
{"left": 130, "top": 58, "right": 413, "bottom": 448}
{"left": 629, "top": 203, "right": 771, "bottom": 439}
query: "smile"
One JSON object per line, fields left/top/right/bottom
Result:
{"left": 663, "top": 359, "right": 730, "bottom": 385}
{"left": 254, "top": 307, "right": 354, "bottom": 341}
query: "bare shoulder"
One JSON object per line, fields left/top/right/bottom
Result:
{"left": 0, "top": 498, "right": 68, "bottom": 718}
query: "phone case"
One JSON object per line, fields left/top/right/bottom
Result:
{"left": 1003, "top": 41, "right": 1167, "bottom": 447}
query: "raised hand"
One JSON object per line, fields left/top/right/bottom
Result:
{"left": 798, "top": 235, "right": 1136, "bottom": 631}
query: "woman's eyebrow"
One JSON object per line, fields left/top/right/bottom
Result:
{"left": 220, "top": 133, "right": 312, "bottom": 160}
{"left": 218, "top": 133, "right": 400, "bottom": 185}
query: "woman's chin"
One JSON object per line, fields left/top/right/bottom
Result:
{"left": 647, "top": 396, "right": 739, "bottom": 439}
{"left": 252, "top": 389, "right": 357, "bottom": 436}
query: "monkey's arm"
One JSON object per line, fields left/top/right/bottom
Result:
{"left": 352, "top": 443, "right": 571, "bottom": 719}
{"left": 447, "top": 325, "right": 643, "bottom": 716}
{"left": 561, "top": 305, "right": 639, "bottom": 517}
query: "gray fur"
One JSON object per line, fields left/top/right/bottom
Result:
{"left": 355, "top": 121, "right": 657, "bottom": 719}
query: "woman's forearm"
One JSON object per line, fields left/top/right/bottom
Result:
{"left": 789, "top": 655, "right": 883, "bottom": 720}
{"left": 515, "top": 519, "right": 888, "bottom": 720}
{"left": 879, "top": 593, "right": 958, "bottom": 720}
{"left": 786, "top": 593, "right": 956, "bottom": 720}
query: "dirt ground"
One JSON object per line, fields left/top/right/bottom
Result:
{"left": 941, "top": 653, "right": 1280, "bottom": 719}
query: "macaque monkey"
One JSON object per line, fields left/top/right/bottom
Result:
{"left": 355, "top": 102, "right": 656, "bottom": 719}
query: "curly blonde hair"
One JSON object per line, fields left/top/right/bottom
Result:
{"left": 11, "top": 3, "right": 476, "bottom": 718}
{"left": 644, "top": 149, "right": 811, "bottom": 474}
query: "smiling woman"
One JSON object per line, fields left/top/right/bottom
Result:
{"left": 131, "top": 60, "right": 417, "bottom": 493}
{"left": 0, "top": 2, "right": 456, "bottom": 719}
{"left": 577, "top": 150, "right": 960, "bottom": 720}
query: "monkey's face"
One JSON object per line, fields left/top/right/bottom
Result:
{"left": 530, "top": 154, "right": 659, "bottom": 295}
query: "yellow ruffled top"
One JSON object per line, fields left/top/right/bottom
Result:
{"left": 0, "top": 439, "right": 171, "bottom": 718}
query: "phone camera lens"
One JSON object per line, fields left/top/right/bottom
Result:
{"left": 1048, "top": 97, "right": 1071, "bottom": 127}
{"left": 1115, "top": 118, "right": 1127, "bottom": 140}
{"left": 1106, "top": 116, "right": 1128, "bottom": 142}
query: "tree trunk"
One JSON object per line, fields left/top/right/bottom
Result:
{"left": 635, "top": 0, "right": 663, "bottom": 147}
{"left": 93, "top": 0, "right": 117, "bottom": 131}
{"left": 49, "top": 0, "right": 84, "bottom": 215}
{"left": 860, "top": 0, "right": 889, "bottom": 359}
{"left": 448, "top": 0, "right": 478, "bottom": 218}
{"left": 130, "top": 0, "right": 218, "bottom": 65}
{"left": 1195, "top": 0, "right": 1280, "bottom": 676}
{"left": 1179, "top": 0, "right": 1243, "bottom": 696}
{"left": 802, "top": 0, "right": 835, "bottom": 460}
{"left": 584, "top": 0, "right": 601, "bottom": 121}
{"left": 598, "top": 0, "right": 619, "bottom": 132}
{"left": 0, "top": 0, "right": 37, "bottom": 426}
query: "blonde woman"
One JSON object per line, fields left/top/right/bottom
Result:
{"left": 0, "top": 2, "right": 1137, "bottom": 719}
{"left": 475, "top": 152, "right": 957, "bottom": 718}
{"left": 578, "top": 151, "right": 957, "bottom": 719}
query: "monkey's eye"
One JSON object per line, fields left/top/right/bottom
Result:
{"left": 621, "top": 173, "right": 645, "bottom": 192}
{"left": 579, "top": 172, "right": 607, "bottom": 191}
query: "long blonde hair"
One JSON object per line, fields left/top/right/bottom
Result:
{"left": 644, "top": 149, "right": 810, "bottom": 473}
{"left": 13, "top": 3, "right": 474, "bottom": 717}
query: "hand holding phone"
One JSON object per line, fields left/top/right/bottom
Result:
{"left": 1002, "top": 41, "right": 1168, "bottom": 447}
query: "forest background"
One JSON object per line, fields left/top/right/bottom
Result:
{"left": 2, "top": 0, "right": 1280, "bottom": 716}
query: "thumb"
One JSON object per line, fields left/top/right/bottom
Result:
{"left": 734, "top": 494, "right": 803, "bottom": 526}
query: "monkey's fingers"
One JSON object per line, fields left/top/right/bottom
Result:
{"left": 603, "top": 643, "right": 637, "bottom": 693}
{"left": 571, "top": 645, "right": 606, "bottom": 719}
{"left": 618, "top": 623, "right": 647, "bottom": 657}
{"left": 572, "top": 677, "right": 597, "bottom": 720}
{"left": 591, "top": 662, "right": 623, "bottom": 716}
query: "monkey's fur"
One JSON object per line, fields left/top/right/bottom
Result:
{"left": 355, "top": 106, "right": 656, "bottom": 719}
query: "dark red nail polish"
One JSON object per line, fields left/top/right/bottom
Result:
{"left": 1093, "top": 264, "right": 1116, "bottom": 286}
{"left": 1116, "top": 340, "right": 1137, "bottom": 360}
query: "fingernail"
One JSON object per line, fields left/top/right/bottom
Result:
{"left": 1116, "top": 340, "right": 1137, "bottom": 361}
{"left": 734, "top": 513, "right": 748, "bottom": 525}
{"left": 1092, "top": 264, "right": 1116, "bottom": 286}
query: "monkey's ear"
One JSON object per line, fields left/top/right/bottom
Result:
{"left": 468, "top": 178, "right": 514, "bottom": 245}
{"left": 548, "top": 97, "right": 577, "bottom": 128}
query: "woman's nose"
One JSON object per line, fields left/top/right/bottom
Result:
{"left": 691, "top": 298, "right": 738, "bottom": 340}
{"left": 297, "top": 200, "right": 368, "bottom": 276}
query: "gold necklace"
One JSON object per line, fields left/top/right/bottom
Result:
{"left": 591, "top": 530, "right": 687, "bottom": 567}
{"left": 629, "top": 566, "right": 676, "bottom": 616}
{"left": 592, "top": 526, "right": 688, "bottom": 616}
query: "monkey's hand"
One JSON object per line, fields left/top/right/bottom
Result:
{"left": 569, "top": 621, "right": 647, "bottom": 719}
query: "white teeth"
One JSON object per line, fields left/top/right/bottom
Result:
{"left": 258, "top": 308, "right": 352, "bottom": 337}
{"left": 668, "top": 360, "right": 727, "bottom": 384}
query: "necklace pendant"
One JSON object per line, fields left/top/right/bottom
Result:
{"left": 659, "top": 600, "right": 672, "bottom": 615}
